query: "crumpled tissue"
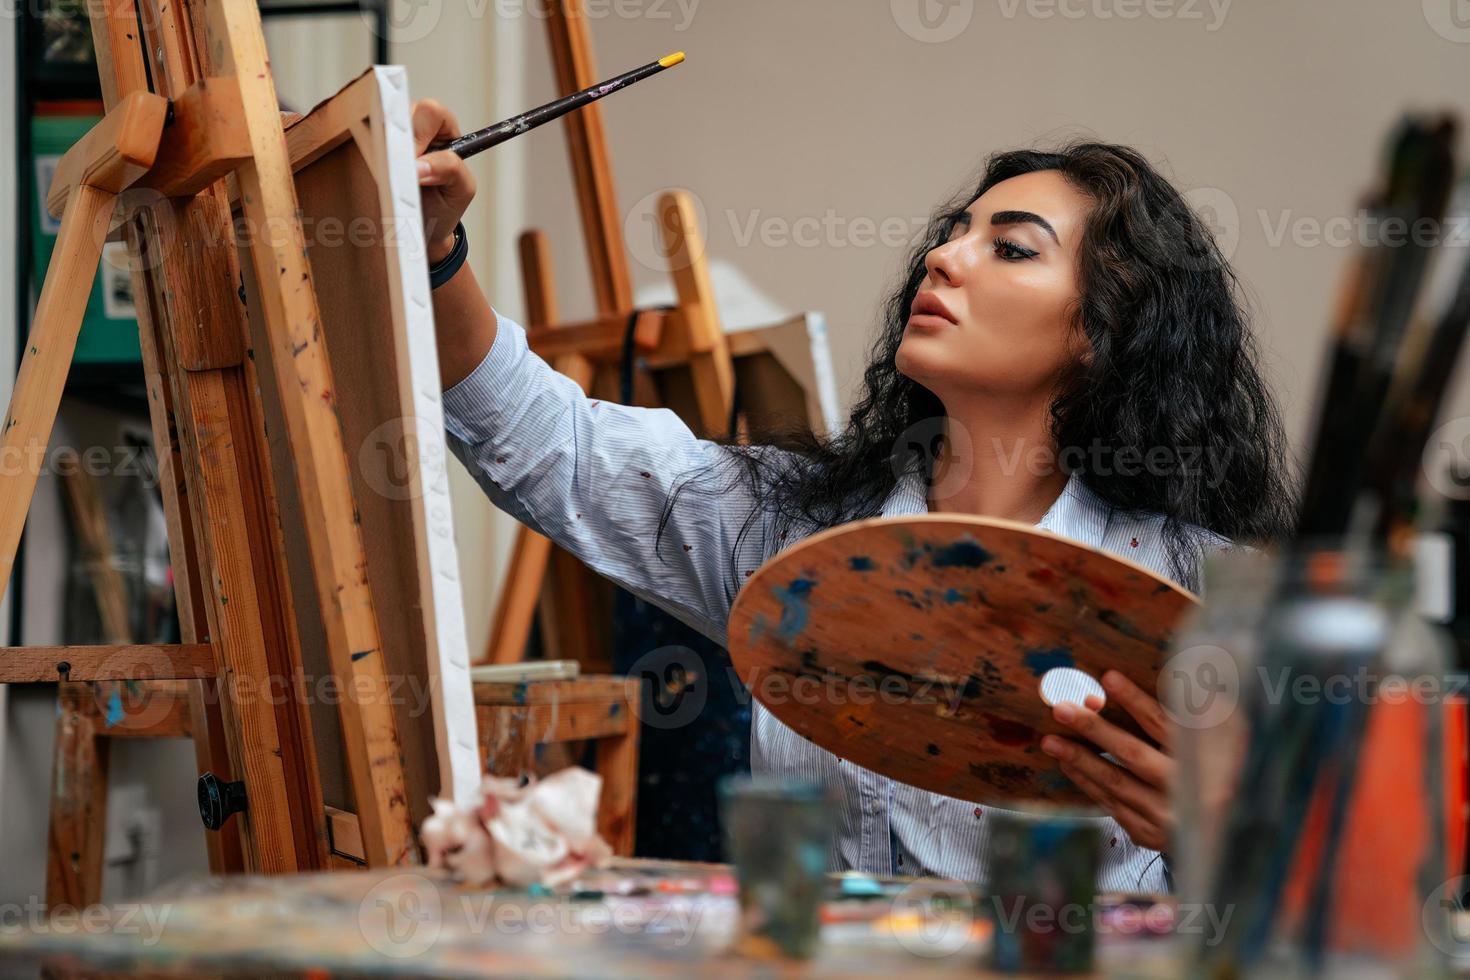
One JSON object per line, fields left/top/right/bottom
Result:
{"left": 420, "top": 766, "right": 613, "bottom": 887}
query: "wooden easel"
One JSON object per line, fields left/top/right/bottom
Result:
{"left": 483, "top": 0, "right": 737, "bottom": 667}
{"left": 0, "top": 0, "right": 425, "bottom": 906}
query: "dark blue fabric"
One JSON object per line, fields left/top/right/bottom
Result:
{"left": 612, "top": 586, "right": 751, "bottom": 862}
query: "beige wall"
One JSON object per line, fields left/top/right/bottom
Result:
{"left": 510, "top": 0, "right": 1470, "bottom": 457}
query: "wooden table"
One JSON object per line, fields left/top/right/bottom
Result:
{"left": 0, "top": 860, "right": 1186, "bottom": 978}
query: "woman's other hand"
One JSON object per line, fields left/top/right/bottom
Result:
{"left": 1039, "top": 669, "right": 1175, "bottom": 853}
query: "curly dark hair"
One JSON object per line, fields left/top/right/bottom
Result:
{"left": 668, "top": 140, "right": 1297, "bottom": 590}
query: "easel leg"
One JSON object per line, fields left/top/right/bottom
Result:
{"left": 593, "top": 688, "right": 639, "bottom": 856}
{"left": 0, "top": 185, "right": 118, "bottom": 592}
{"left": 659, "top": 191, "right": 735, "bottom": 438}
{"left": 45, "top": 685, "right": 109, "bottom": 911}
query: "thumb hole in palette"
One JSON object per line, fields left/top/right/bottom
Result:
{"left": 1038, "top": 667, "right": 1106, "bottom": 710}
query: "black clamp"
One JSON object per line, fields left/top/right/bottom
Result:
{"left": 197, "top": 772, "right": 248, "bottom": 831}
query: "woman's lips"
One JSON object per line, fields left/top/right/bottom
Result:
{"left": 906, "top": 313, "right": 954, "bottom": 331}
{"left": 908, "top": 291, "right": 958, "bottom": 330}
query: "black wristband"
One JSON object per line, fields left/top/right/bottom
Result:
{"left": 428, "top": 222, "right": 468, "bottom": 289}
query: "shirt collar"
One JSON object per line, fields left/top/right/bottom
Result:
{"left": 880, "top": 469, "right": 1111, "bottom": 549}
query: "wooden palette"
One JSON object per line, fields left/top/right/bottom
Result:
{"left": 727, "top": 515, "right": 1199, "bottom": 807}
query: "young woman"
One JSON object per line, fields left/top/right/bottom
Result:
{"left": 413, "top": 100, "right": 1296, "bottom": 891}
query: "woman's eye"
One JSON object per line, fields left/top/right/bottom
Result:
{"left": 993, "top": 236, "right": 1038, "bottom": 261}
{"left": 944, "top": 213, "right": 971, "bottom": 242}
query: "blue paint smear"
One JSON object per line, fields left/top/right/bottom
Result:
{"left": 1023, "top": 647, "right": 1075, "bottom": 676}
{"left": 931, "top": 539, "right": 992, "bottom": 568}
{"left": 943, "top": 587, "right": 965, "bottom": 604}
{"left": 1037, "top": 768, "right": 1076, "bottom": 793}
{"left": 775, "top": 578, "right": 817, "bottom": 643}
{"left": 848, "top": 555, "right": 875, "bottom": 572}
{"left": 105, "top": 688, "right": 124, "bottom": 727}
{"left": 350, "top": 649, "right": 373, "bottom": 662}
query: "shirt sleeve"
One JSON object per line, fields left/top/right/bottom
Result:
{"left": 441, "top": 310, "right": 780, "bottom": 647}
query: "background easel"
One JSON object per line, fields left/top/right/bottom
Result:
{"left": 484, "top": 0, "right": 839, "bottom": 670}
{"left": 0, "top": 0, "right": 436, "bottom": 907}
{"left": 473, "top": 2, "right": 840, "bottom": 863}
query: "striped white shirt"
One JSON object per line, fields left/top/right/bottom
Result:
{"left": 443, "top": 311, "right": 1220, "bottom": 892}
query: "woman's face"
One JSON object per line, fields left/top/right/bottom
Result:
{"left": 895, "top": 170, "right": 1093, "bottom": 404}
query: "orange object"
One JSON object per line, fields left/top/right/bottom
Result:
{"left": 1279, "top": 693, "right": 1466, "bottom": 959}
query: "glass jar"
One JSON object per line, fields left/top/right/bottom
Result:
{"left": 1166, "top": 543, "right": 1455, "bottom": 979}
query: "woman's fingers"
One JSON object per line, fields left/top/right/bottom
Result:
{"left": 1059, "top": 758, "right": 1166, "bottom": 852}
{"left": 1050, "top": 700, "right": 1174, "bottom": 788}
{"left": 417, "top": 149, "right": 472, "bottom": 191}
{"left": 1101, "top": 670, "right": 1172, "bottom": 746}
{"left": 412, "top": 98, "right": 461, "bottom": 155}
{"left": 1041, "top": 734, "right": 1170, "bottom": 828}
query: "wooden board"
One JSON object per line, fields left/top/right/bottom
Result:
{"left": 727, "top": 515, "right": 1197, "bottom": 807}
{"left": 240, "top": 68, "right": 480, "bottom": 825}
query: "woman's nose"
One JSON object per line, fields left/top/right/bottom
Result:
{"left": 924, "top": 239, "right": 965, "bottom": 287}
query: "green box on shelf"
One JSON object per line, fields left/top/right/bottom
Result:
{"left": 30, "top": 114, "right": 142, "bottom": 365}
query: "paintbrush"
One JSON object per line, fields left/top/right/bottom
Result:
{"left": 1365, "top": 157, "right": 1470, "bottom": 539}
{"left": 433, "top": 52, "right": 686, "bottom": 160}
{"left": 1297, "top": 116, "right": 1457, "bottom": 538}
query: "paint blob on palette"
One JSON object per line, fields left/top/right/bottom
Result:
{"left": 729, "top": 515, "right": 1197, "bottom": 806}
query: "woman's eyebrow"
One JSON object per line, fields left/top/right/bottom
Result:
{"left": 989, "top": 209, "right": 1059, "bottom": 243}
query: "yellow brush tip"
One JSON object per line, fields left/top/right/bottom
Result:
{"left": 659, "top": 51, "right": 686, "bottom": 68}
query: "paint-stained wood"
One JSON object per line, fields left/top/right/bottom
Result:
{"left": 0, "top": 645, "right": 215, "bottom": 683}
{"left": 204, "top": 0, "right": 415, "bottom": 868}
{"left": 88, "top": 680, "right": 196, "bottom": 738}
{"left": 46, "top": 688, "right": 109, "bottom": 910}
{"left": 86, "top": 0, "right": 148, "bottom": 107}
{"left": 131, "top": 189, "right": 255, "bottom": 879}
{"left": 728, "top": 516, "right": 1198, "bottom": 807}
{"left": 245, "top": 68, "right": 480, "bottom": 823}
{"left": 75, "top": 0, "right": 254, "bottom": 886}
{"left": 130, "top": 205, "right": 321, "bottom": 874}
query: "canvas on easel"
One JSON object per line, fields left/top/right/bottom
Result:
{"left": 235, "top": 66, "right": 481, "bottom": 839}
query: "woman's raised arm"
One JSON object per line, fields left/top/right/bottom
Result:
{"left": 415, "top": 99, "right": 774, "bottom": 645}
